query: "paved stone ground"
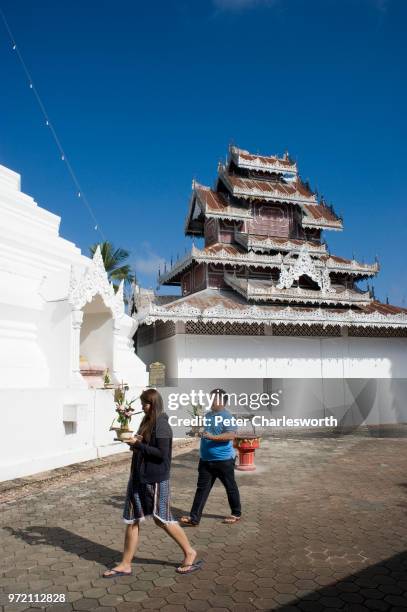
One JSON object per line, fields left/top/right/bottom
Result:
{"left": 1, "top": 434, "right": 407, "bottom": 612}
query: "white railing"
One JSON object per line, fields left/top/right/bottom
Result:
{"left": 234, "top": 230, "right": 328, "bottom": 255}
{"left": 224, "top": 273, "right": 371, "bottom": 305}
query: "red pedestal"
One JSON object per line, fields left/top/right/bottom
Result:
{"left": 234, "top": 436, "right": 261, "bottom": 471}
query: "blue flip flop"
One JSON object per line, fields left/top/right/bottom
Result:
{"left": 102, "top": 568, "right": 132, "bottom": 578}
{"left": 175, "top": 559, "right": 204, "bottom": 575}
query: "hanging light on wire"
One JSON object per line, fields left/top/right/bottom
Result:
{"left": 0, "top": 6, "right": 105, "bottom": 240}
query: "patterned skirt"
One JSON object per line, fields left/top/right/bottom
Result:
{"left": 123, "top": 478, "right": 176, "bottom": 525}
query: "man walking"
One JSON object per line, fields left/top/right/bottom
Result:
{"left": 180, "top": 389, "right": 242, "bottom": 526}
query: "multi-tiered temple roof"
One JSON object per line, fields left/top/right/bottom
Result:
{"left": 134, "top": 145, "right": 407, "bottom": 334}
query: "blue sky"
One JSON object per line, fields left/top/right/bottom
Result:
{"left": 0, "top": 0, "right": 406, "bottom": 304}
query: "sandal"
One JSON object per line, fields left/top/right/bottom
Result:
{"left": 179, "top": 516, "right": 199, "bottom": 526}
{"left": 102, "top": 568, "right": 132, "bottom": 578}
{"left": 222, "top": 515, "right": 241, "bottom": 524}
{"left": 176, "top": 559, "right": 204, "bottom": 574}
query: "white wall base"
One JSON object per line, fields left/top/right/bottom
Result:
{"left": 96, "top": 443, "right": 130, "bottom": 459}
{"left": 0, "top": 386, "right": 145, "bottom": 483}
{"left": 1, "top": 447, "right": 97, "bottom": 483}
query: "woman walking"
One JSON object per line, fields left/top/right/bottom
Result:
{"left": 103, "top": 388, "right": 202, "bottom": 577}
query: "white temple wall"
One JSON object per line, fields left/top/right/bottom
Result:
{"left": 0, "top": 387, "right": 144, "bottom": 482}
{"left": 141, "top": 333, "right": 407, "bottom": 379}
{"left": 37, "top": 300, "right": 73, "bottom": 388}
{"left": 0, "top": 273, "right": 50, "bottom": 389}
{"left": 139, "top": 335, "right": 180, "bottom": 380}
{"left": 138, "top": 333, "right": 407, "bottom": 425}
{"left": 342, "top": 337, "right": 407, "bottom": 378}
{"left": 0, "top": 163, "right": 148, "bottom": 482}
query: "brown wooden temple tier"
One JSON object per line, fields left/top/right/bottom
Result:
{"left": 218, "top": 168, "right": 317, "bottom": 203}
{"left": 158, "top": 243, "right": 378, "bottom": 286}
{"left": 185, "top": 184, "right": 342, "bottom": 233}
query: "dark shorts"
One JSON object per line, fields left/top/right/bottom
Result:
{"left": 123, "top": 478, "right": 176, "bottom": 525}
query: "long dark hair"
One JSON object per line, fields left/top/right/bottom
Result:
{"left": 138, "top": 388, "right": 164, "bottom": 442}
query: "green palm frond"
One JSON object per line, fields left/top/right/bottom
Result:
{"left": 90, "top": 241, "right": 134, "bottom": 289}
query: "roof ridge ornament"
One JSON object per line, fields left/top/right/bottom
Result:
{"left": 276, "top": 245, "right": 335, "bottom": 294}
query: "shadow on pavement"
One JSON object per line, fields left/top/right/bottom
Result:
{"left": 277, "top": 550, "right": 407, "bottom": 611}
{"left": 4, "top": 526, "right": 178, "bottom": 567}
{"left": 170, "top": 506, "right": 225, "bottom": 520}
{"left": 102, "top": 494, "right": 125, "bottom": 508}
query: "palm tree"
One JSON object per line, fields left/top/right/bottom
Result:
{"left": 90, "top": 241, "right": 134, "bottom": 294}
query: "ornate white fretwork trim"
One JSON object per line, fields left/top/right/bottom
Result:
{"left": 68, "top": 245, "right": 125, "bottom": 319}
{"left": 229, "top": 146, "right": 298, "bottom": 175}
{"left": 138, "top": 301, "right": 407, "bottom": 330}
{"left": 234, "top": 230, "right": 328, "bottom": 255}
{"left": 276, "top": 245, "right": 334, "bottom": 293}
{"left": 303, "top": 223, "right": 342, "bottom": 231}
{"left": 302, "top": 217, "right": 343, "bottom": 231}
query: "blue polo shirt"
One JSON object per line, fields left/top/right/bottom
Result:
{"left": 200, "top": 409, "right": 237, "bottom": 461}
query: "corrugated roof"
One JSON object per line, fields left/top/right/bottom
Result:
{"left": 221, "top": 172, "right": 317, "bottom": 203}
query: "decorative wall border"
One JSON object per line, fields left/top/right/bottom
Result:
{"left": 137, "top": 318, "right": 407, "bottom": 339}
{"left": 138, "top": 301, "right": 407, "bottom": 330}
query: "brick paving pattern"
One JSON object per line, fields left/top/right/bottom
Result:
{"left": 1, "top": 434, "right": 407, "bottom": 611}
